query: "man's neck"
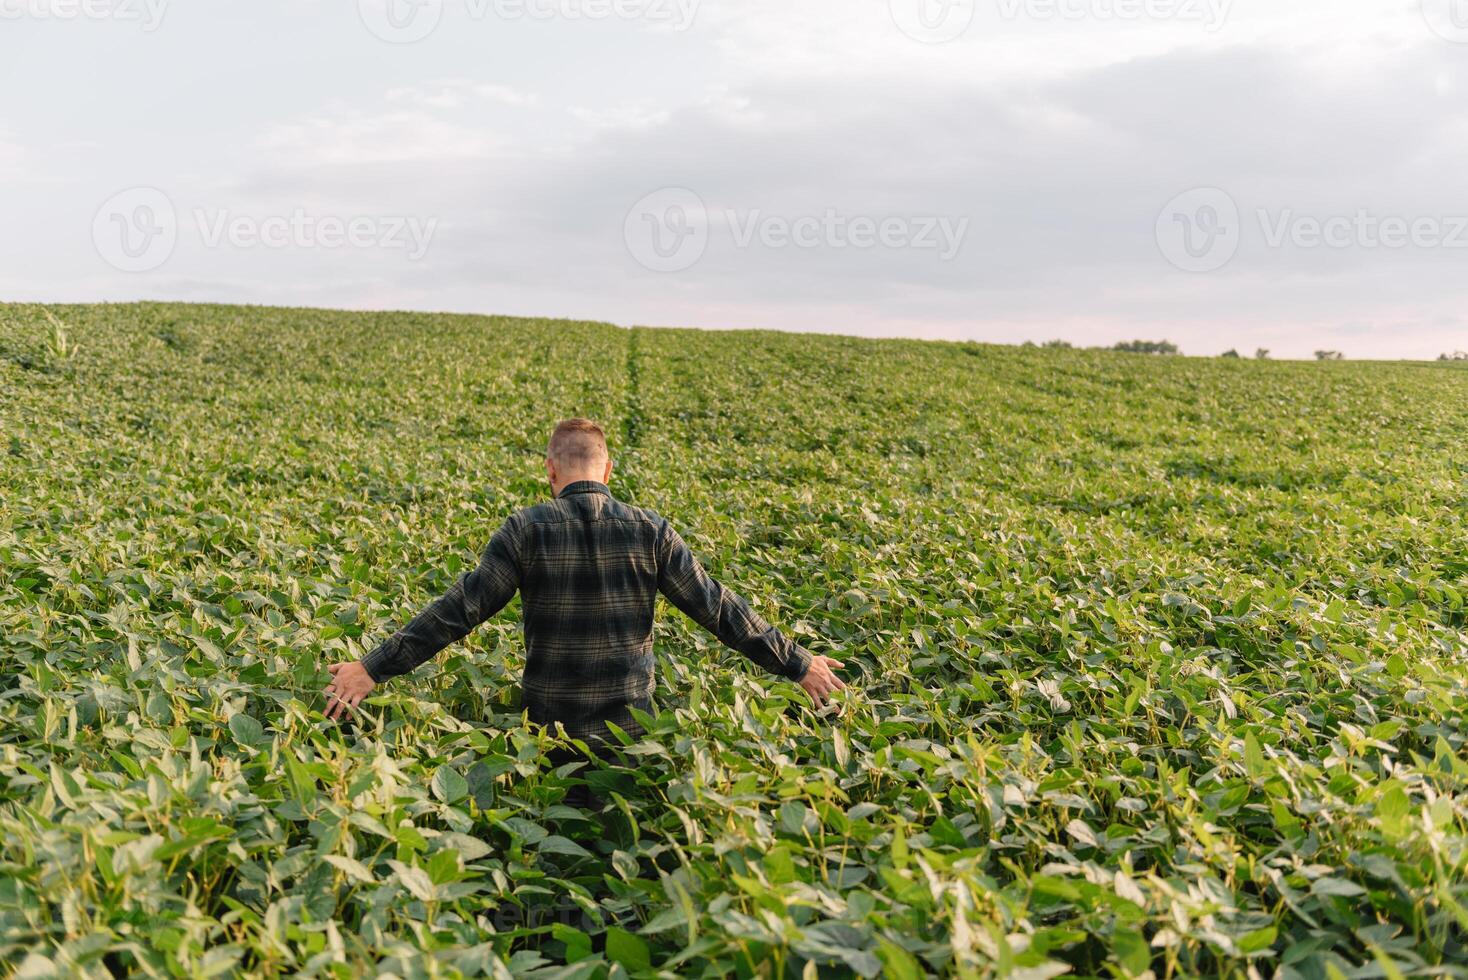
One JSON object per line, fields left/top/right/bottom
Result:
{"left": 554, "top": 476, "right": 607, "bottom": 497}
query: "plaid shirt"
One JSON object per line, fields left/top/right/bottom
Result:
{"left": 361, "top": 480, "right": 813, "bottom": 744}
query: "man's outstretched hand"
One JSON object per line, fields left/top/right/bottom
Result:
{"left": 799, "top": 656, "right": 847, "bottom": 708}
{"left": 322, "top": 661, "right": 377, "bottom": 721}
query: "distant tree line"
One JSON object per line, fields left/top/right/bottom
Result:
{"left": 1018, "top": 340, "right": 1466, "bottom": 361}
{"left": 1112, "top": 340, "right": 1180, "bottom": 355}
{"left": 1022, "top": 339, "right": 1180, "bottom": 355}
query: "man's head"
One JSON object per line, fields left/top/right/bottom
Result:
{"left": 546, "top": 418, "right": 612, "bottom": 495}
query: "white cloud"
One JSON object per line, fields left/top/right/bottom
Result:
{"left": 384, "top": 79, "right": 537, "bottom": 108}
{"left": 258, "top": 107, "right": 506, "bottom": 166}
{"left": 569, "top": 103, "right": 671, "bottom": 130}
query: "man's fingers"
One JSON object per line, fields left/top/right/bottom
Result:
{"left": 801, "top": 656, "right": 853, "bottom": 709}
{"left": 327, "top": 663, "right": 342, "bottom": 674}
{"left": 322, "top": 684, "right": 372, "bottom": 722}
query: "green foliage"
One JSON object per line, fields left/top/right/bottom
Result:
{"left": 3, "top": 302, "right": 1468, "bottom": 977}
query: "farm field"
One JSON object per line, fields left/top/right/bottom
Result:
{"left": 2, "top": 302, "right": 1468, "bottom": 978}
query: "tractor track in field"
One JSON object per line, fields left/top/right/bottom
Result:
{"left": 621, "top": 326, "right": 644, "bottom": 495}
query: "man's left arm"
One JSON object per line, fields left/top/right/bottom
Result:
{"left": 322, "top": 513, "right": 524, "bottom": 720}
{"left": 655, "top": 521, "right": 847, "bottom": 706}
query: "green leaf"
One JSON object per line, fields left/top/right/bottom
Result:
{"left": 431, "top": 765, "right": 468, "bottom": 804}
{"left": 552, "top": 923, "right": 592, "bottom": 962}
{"left": 228, "top": 713, "right": 263, "bottom": 746}
{"left": 284, "top": 755, "right": 315, "bottom": 806}
{"left": 1312, "top": 877, "right": 1367, "bottom": 898}
{"left": 538, "top": 835, "right": 593, "bottom": 859}
{"left": 438, "top": 832, "right": 492, "bottom": 861}
{"left": 778, "top": 801, "right": 811, "bottom": 836}
{"left": 832, "top": 728, "right": 851, "bottom": 769}
{"left": 1243, "top": 733, "right": 1268, "bottom": 778}
{"left": 323, "top": 854, "right": 374, "bottom": 883}
{"left": 605, "top": 926, "right": 651, "bottom": 971}
{"left": 389, "top": 861, "right": 435, "bottom": 902}
{"left": 1238, "top": 925, "right": 1277, "bottom": 954}
{"left": 1113, "top": 928, "right": 1150, "bottom": 976}
{"left": 466, "top": 760, "right": 497, "bottom": 807}
{"left": 764, "top": 846, "right": 796, "bottom": 884}
{"left": 639, "top": 904, "right": 690, "bottom": 935}
{"left": 876, "top": 939, "right": 923, "bottom": 980}
{"left": 1376, "top": 783, "right": 1411, "bottom": 838}
{"left": 1066, "top": 818, "right": 1099, "bottom": 849}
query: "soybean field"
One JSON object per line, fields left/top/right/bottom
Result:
{"left": 3, "top": 302, "right": 1468, "bottom": 978}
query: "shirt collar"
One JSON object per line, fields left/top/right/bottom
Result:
{"left": 557, "top": 480, "right": 612, "bottom": 499}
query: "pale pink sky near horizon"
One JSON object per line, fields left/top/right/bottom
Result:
{"left": 3, "top": 0, "right": 1467, "bottom": 360}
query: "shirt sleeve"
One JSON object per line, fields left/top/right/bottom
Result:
{"left": 655, "top": 520, "right": 812, "bottom": 682}
{"left": 360, "top": 514, "right": 524, "bottom": 682}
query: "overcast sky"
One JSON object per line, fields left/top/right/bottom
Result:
{"left": 3, "top": 0, "right": 1466, "bottom": 358}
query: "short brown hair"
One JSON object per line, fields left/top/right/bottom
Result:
{"left": 547, "top": 418, "right": 609, "bottom": 471}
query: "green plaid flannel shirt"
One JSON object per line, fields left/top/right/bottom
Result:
{"left": 361, "top": 480, "right": 813, "bottom": 743}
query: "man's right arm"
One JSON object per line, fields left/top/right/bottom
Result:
{"left": 360, "top": 513, "right": 525, "bottom": 682}
{"left": 654, "top": 520, "right": 813, "bottom": 682}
